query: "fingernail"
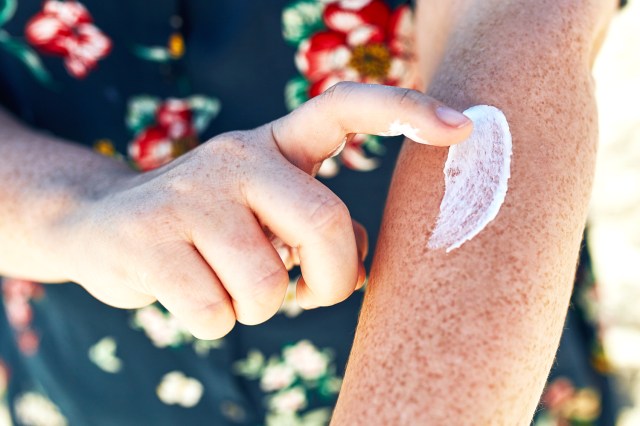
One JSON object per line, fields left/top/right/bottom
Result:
{"left": 436, "top": 106, "right": 471, "bottom": 128}
{"left": 328, "top": 137, "right": 348, "bottom": 158}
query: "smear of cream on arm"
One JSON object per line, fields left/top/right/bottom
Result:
{"left": 428, "top": 105, "right": 512, "bottom": 252}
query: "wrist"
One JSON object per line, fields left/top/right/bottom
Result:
{"left": 25, "top": 156, "right": 137, "bottom": 283}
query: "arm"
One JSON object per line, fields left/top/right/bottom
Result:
{"left": 0, "top": 111, "right": 134, "bottom": 282}
{"left": 332, "top": 0, "right": 616, "bottom": 423}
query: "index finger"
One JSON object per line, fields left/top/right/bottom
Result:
{"left": 272, "top": 82, "right": 473, "bottom": 173}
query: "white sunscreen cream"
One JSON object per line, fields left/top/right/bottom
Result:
{"left": 428, "top": 105, "right": 512, "bottom": 252}
{"left": 378, "top": 120, "right": 427, "bottom": 144}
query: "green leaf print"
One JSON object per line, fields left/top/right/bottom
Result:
{"left": 0, "top": 30, "right": 53, "bottom": 85}
{"left": 282, "top": 0, "right": 325, "bottom": 45}
{"left": 0, "top": 0, "right": 17, "bottom": 27}
{"left": 132, "top": 45, "right": 173, "bottom": 63}
{"left": 188, "top": 95, "right": 221, "bottom": 133}
{"left": 361, "top": 134, "right": 387, "bottom": 156}
{"left": 284, "top": 76, "right": 310, "bottom": 111}
{"left": 126, "top": 96, "right": 161, "bottom": 134}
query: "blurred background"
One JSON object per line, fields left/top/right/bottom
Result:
{"left": 590, "top": 0, "right": 640, "bottom": 424}
{"left": 1, "top": 1, "right": 639, "bottom": 425}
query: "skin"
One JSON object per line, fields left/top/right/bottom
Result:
{"left": 0, "top": 83, "right": 471, "bottom": 340}
{"left": 332, "top": 0, "right": 616, "bottom": 424}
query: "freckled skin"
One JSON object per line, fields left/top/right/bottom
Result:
{"left": 332, "top": 0, "right": 616, "bottom": 424}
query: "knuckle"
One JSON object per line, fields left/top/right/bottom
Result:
{"left": 155, "top": 134, "right": 253, "bottom": 203}
{"left": 153, "top": 287, "right": 234, "bottom": 339}
{"left": 233, "top": 266, "right": 288, "bottom": 326}
{"left": 309, "top": 196, "right": 351, "bottom": 234}
{"left": 191, "top": 297, "right": 229, "bottom": 316}
{"left": 305, "top": 281, "right": 353, "bottom": 308}
{"left": 397, "top": 87, "right": 422, "bottom": 107}
{"left": 320, "top": 81, "right": 353, "bottom": 104}
{"left": 162, "top": 172, "right": 197, "bottom": 199}
{"left": 254, "top": 266, "right": 289, "bottom": 296}
{"left": 309, "top": 81, "right": 359, "bottom": 135}
{"left": 238, "top": 265, "right": 289, "bottom": 303}
{"left": 207, "top": 132, "right": 251, "bottom": 159}
{"left": 193, "top": 320, "right": 236, "bottom": 340}
{"left": 189, "top": 299, "right": 236, "bottom": 339}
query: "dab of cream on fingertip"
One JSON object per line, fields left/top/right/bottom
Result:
{"left": 428, "top": 105, "right": 512, "bottom": 252}
{"left": 377, "top": 120, "right": 428, "bottom": 144}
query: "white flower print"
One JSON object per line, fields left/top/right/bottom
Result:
{"left": 88, "top": 337, "right": 123, "bottom": 373}
{"left": 269, "top": 386, "right": 307, "bottom": 414}
{"left": 261, "top": 362, "right": 297, "bottom": 392}
{"left": 132, "top": 305, "right": 184, "bottom": 348}
{"left": 156, "top": 371, "right": 204, "bottom": 408}
{"left": 14, "top": 392, "right": 67, "bottom": 426}
{"left": 278, "top": 278, "right": 304, "bottom": 318}
{"left": 283, "top": 340, "right": 330, "bottom": 380}
{"left": 131, "top": 304, "right": 223, "bottom": 354}
{"left": 265, "top": 408, "right": 333, "bottom": 426}
{"left": 233, "top": 350, "right": 266, "bottom": 379}
{"left": 234, "top": 340, "right": 342, "bottom": 423}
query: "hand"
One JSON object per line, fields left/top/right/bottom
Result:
{"left": 56, "top": 82, "right": 472, "bottom": 339}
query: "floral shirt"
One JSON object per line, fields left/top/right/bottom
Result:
{"left": 0, "top": 1, "right": 621, "bottom": 425}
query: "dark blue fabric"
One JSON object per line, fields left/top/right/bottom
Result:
{"left": 0, "top": 1, "right": 619, "bottom": 425}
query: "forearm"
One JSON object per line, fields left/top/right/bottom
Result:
{"left": 333, "top": 0, "right": 615, "bottom": 424}
{"left": 0, "top": 109, "right": 134, "bottom": 281}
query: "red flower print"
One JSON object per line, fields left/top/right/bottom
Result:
{"left": 542, "top": 378, "right": 576, "bottom": 412}
{"left": 18, "top": 330, "right": 40, "bottom": 356}
{"left": 5, "top": 297, "right": 34, "bottom": 329}
{"left": 339, "top": 134, "right": 379, "bottom": 171}
{"left": 2, "top": 278, "right": 43, "bottom": 301}
{"left": 156, "top": 100, "right": 197, "bottom": 140}
{"left": 0, "top": 359, "right": 8, "bottom": 396}
{"left": 128, "top": 99, "right": 199, "bottom": 172}
{"left": 24, "top": 0, "right": 111, "bottom": 78}
{"left": 295, "top": 0, "right": 415, "bottom": 98}
{"left": 283, "top": 0, "right": 415, "bottom": 176}
{"left": 540, "top": 377, "right": 602, "bottom": 423}
{"left": 2, "top": 278, "right": 44, "bottom": 356}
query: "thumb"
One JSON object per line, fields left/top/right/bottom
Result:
{"left": 271, "top": 81, "right": 473, "bottom": 173}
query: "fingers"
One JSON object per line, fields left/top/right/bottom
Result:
{"left": 245, "top": 160, "right": 359, "bottom": 308}
{"left": 80, "top": 278, "right": 157, "bottom": 309}
{"left": 269, "top": 235, "right": 300, "bottom": 271}
{"left": 190, "top": 202, "right": 290, "bottom": 326}
{"left": 272, "top": 82, "right": 473, "bottom": 172}
{"left": 353, "top": 219, "right": 368, "bottom": 292}
{"left": 296, "top": 261, "right": 365, "bottom": 309}
{"left": 148, "top": 241, "right": 236, "bottom": 340}
{"left": 355, "top": 262, "right": 366, "bottom": 291}
{"left": 296, "top": 219, "right": 368, "bottom": 308}
{"left": 352, "top": 219, "right": 369, "bottom": 261}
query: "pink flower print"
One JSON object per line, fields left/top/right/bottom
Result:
{"left": 25, "top": 0, "right": 111, "bottom": 78}
{"left": 295, "top": 0, "right": 415, "bottom": 98}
